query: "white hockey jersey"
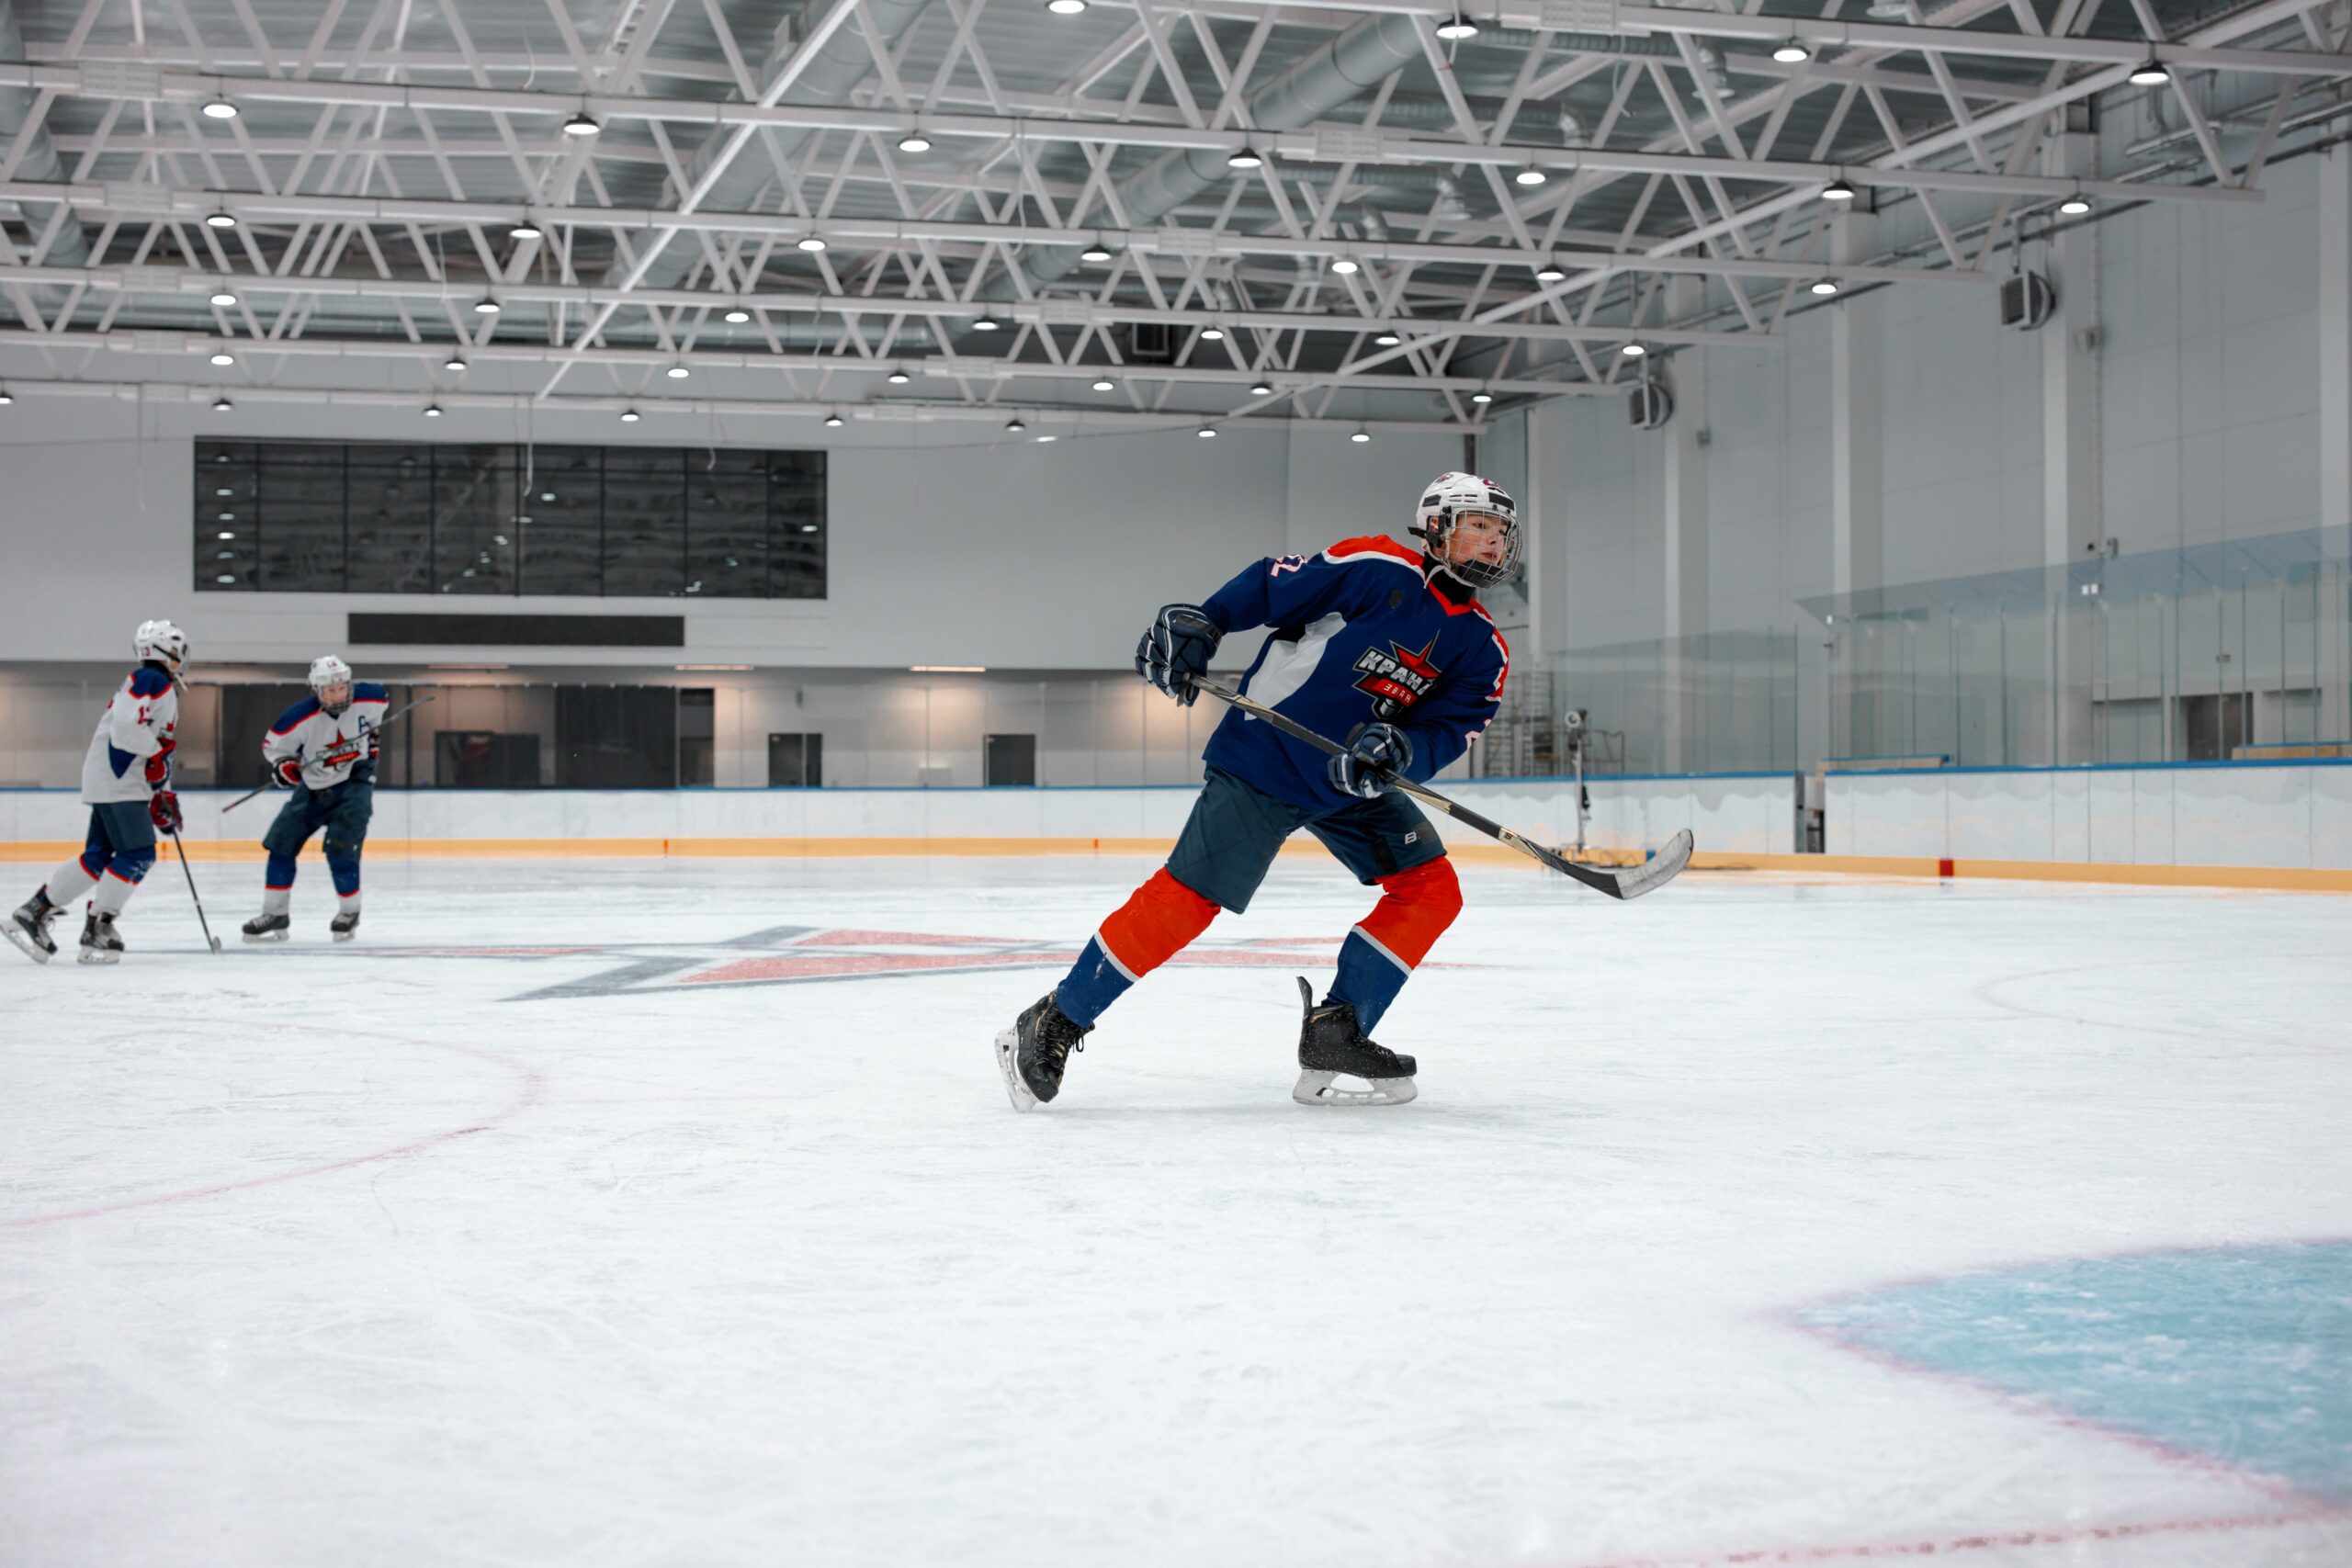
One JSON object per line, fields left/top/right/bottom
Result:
{"left": 80, "top": 665, "right": 179, "bottom": 805}
{"left": 263, "top": 682, "right": 390, "bottom": 791}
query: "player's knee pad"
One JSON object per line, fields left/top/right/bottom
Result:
{"left": 266, "top": 852, "right": 299, "bottom": 890}
{"left": 1098, "top": 867, "right": 1220, "bottom": 979}
{"left": 324, "top": 849, "right": 361, "bottom": 897}
{"left": 109, "top": 848, "right": 156, "bottom": 885}
{"left": 1357, "top": 856, "right": 1461, "bottom": 971}
{"left": 78, "top": 847, "right": 108, "bottom": 877}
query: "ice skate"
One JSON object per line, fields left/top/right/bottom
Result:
{"left": 6, "top": 891, "right": 59, "bottom": 964}
{"left": 1293, "top": 976, "right": 1417, "bottom": 1106}
{"left": 76, "top": 911, "right": 124, "bottom": 966}
{"left": 330, "top": 909, "right": 360, "bottom": 943}
{"left": 995, "top": 992, "right": 1091, "bottom": 1111}
{"left": 243, "top": 912, "right": 290, "bottom": 943}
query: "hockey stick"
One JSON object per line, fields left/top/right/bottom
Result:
{"left": 1193, "top": 679, "right": 1693, "bottom": 901}
{"left": 166, "top": 829, "right": 224, "bottom": 953}
{"left": 220, "top": 694, "right": 436, "bottom": 813}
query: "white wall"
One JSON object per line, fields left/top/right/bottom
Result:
{"left": 0, "top": 407, "right": 1460, "bottom": 671}
{"left": 1521, "top": 153, "right": 2339, "bottom": 660}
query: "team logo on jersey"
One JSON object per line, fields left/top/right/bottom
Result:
{"left": 1352, "top": 634, "right": 1442, "bottom": 713}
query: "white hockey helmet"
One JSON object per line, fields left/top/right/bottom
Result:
{"left": 309, "top": 654, "right": 356, "bottom": 714}
{"left": 133, "top": 618, "right": 189, "bottom": 671}
{"left": 1412, "top": 471, "right": 1521, "bottom": 590}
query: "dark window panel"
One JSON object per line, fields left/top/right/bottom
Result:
{"left": 555, "top": 686, "right": 676, "bottom": 787}
{"left": 345, "top": 462, "right": 435, "bottom": 593}
{"left": 688, "top": 474, "right": 768, "bottom": 598}
{"left": 255, "top": 453, "right": 346, "bottom": 591}
{"left": 432, "top": 447, "right": 519, "bottom": 595}
{"left": 604, "top": 457, "right": 684, "bottom": 597}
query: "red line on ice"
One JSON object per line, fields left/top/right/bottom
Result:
{"left": 1544, "top": 1506, "right": 2346, "bottom": 1568}
{"left": 6, "top": 1021, "right": 545, "bottom": 1230}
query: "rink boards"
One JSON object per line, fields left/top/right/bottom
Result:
{"left": 6, "top": 763, "right": 2352, "bottom": 890}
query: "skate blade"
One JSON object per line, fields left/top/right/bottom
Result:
{"left": 994, "top": 1024, "right": 1038, "bottom": 1112}
{"left": 1293, "top": 1068, "right": 1417, "bottom": 1107}
{"left": 331, "top": 930, "right": 356, "bottom": 943}
{"left": 5, "top": 923, "right": 53, "bottom": 965}
{"left": 243, "top": 930, "right": 289, "bottom": 944}
{"left": 75, "top": 947, "right": 122, "bottom": 966}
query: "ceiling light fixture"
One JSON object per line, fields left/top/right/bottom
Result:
{"left": 510, "top": 219, "right": 544, "bottom": 240}
{"left": 1080, "top": 239, "right": 1113, "bottom": 263}
{"left": 473, "top": 296, "right": 501, "bottom": 314}
{"left": 1092, "top": 378, "right": 1115, "bottom": 391}
{"left": 1535, "top": 262, "right": 1567, "bottom": 282}
{"left": 971, "top": 315, "right": 1001, "bottom": 332}
{"left": 1329, "top": 257, "right": 1360, "bottom": 275}
{"left": 1201, "top": 326, "right": 1226, "bottom": 341}
{"left": 1374, "top": 330, "right": 1401, "bottom": 346}
{"left": 666, "top": 365, "right": 689, "bottom": 379}
{"left": 1046, "top": 0, "right": 1088, "bottom": 13}
{"left": 1772, "top": 39, "right": 1811, "bottom": 62}
{"left": 209, "top": 289, "right": 238, "bottom": 307}
{"left": 423, "top": 403, "right": 444, "bottom": 418}
{"left": 1435, "top": 10, "right": 1478, "bottom": 39}
{"left": 1514, "top": 165, "right": 1548, "bottom": 186}
{"left": 0, "top": 389, "right": 12, "bottom": 406}
{"left": 563, "top": 111, "right": 601, "bottom": 136}
{"left": 724, "top": 308, "right": 751, "bottom": 322}
{"left": 211, "top": 397, "right": 233, "bottom": 412}
{"left": 205, "top": 210, "right": 237, "bottom": 229}
{"left": 2059, "top": 192, "right": 2094, "bottom": 216}
{"left": 1249, "top": 381, "right": 1273, "bottom": 396}
{"left": 444, "top": 355, "right": 467, "bottom": 372}
{"left": 209, "top": 350, "right": 236, "bottom": 367}
{"left": 1227, "top": 146, "right": 1264, "bottom": 170}
{"left": 1810, "top": 277, "right": 1842, "bottom": 297}
{"left": 1621, "top": 342, "right": 1647, "bottom": 357}
{"left": 1822, "top": 177, "right": 1858, "bottom": 202}
{"left": 1035, "top": 433, "right": 1058, "bottom": 443}
{"left": 619, "top": 407, "right": 640, "bottom": 423}
{"left": 898, "top": 132, "right": 933, "bottom": 153}
{"left": 201, "top": 97, "right": 238, "bottom": 119}
{"left": 1196, "top": 426, "right": 1217, "bottom": 439}
{"left": 797, "top": 236, "right": 828, "bottom": 253}
{"left": 1004, "top": 417, "right": 1027, "bottom": 433}
{"left": 823, "top": 412, "right": 844, "bottom": 427}
{"left": 2129, "top": 60, "right": 2171, "bottom": 85}
{"left": 1470, "top": 391, "right": 1494, "bottom": 404}
{"left": 887, "top": 368, "right": 910, "bottom": 384}
{"left": 1350, "top": 427, "right": 1372, "bottom": 444}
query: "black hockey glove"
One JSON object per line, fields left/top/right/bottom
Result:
{"left": 1135, "top": 604, "right": 1222, "bottom": 707}
{"left": 1328, "top": 722, "right": 1412, "bottom": 800}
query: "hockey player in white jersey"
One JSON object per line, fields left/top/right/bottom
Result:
{"left": 241, "top": 656, "right": 385, "bottom": 944}
{"left": 6, "top": 620, "right": 189, "bottom": 964}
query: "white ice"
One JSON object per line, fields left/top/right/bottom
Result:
{"left": 2, "top": 856, "right": 2347, "bottom": 1568}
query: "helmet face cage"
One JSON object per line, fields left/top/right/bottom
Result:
{"left": 310, "top": 655, "right": 355, "bottom": 715}
{"left": 1415, "top": 473, "right": 1522, "bottom": 590}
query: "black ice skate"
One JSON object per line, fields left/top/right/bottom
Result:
{"left": 6, "top": 890, "right": 59, "bottom": 964}
{"left": 994, "top": 992, "right": 1092, "bottom": 1111}
{"left": 330, "top": 909, "right": 360, "bottom": 942}
{"left": 242, "top": 912, "right": 290, "bottom": 943}
{"left": 77, "top": 911, "right": 124, "bottom": 966}
{"left": 1293, "top": 976, "right": 1418, "bottom": 1107}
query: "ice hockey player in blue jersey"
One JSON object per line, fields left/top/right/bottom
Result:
{"left": 996, "top": 471, "right": 1518, "bottom": 1111}
{"left": 241, "top": 656, "right": 386, "bottom": 945}
{"left": 6, "top": 620, "right": 190, "bottom": 965}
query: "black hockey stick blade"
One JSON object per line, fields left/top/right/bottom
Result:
{"left": 1193, "top": 678, "right": 1694, "bottom": 901}
{"left": 168, "top": 829, "right": 224, "bottom": 953}
{"left": 221, "top": 693, "right": 436, "bottom": 813}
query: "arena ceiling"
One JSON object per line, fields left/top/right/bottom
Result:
{"left": 0, "top": 0, "right": 2347, "bottom": 435}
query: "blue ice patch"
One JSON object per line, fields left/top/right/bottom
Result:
{"left": 1795, "top": 1242, "right": 2352, "bottom": 1502}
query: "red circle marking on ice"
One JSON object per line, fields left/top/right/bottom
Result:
{"left": 6, "top": 1017, "right": 545, "bottom": 1229}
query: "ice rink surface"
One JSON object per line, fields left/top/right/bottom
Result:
{"left": 3, "top": 854, "right": 2347, "bottom": 1568}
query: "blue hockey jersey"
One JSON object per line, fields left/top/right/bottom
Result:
{"left": 1199, "top": 536, "right": 1510, "bottom": 810}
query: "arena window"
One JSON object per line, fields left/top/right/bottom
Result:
{"left": 196, "top": 440, "right": 826, "bottom": 599}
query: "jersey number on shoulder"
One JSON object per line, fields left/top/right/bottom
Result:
{"left": 1269, "top": 554, "right": 1310, "bottom": 576}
